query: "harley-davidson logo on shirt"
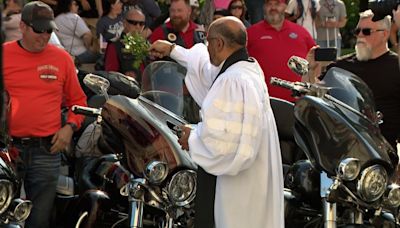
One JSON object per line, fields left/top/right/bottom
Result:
{"left": 289, "top": 32, "right": 299, "bottom": 39}
{"left": 39, "top": 75, "right": 58, "bottom": 80}
{"left": 37, "top": 64, "right": 59, "bottom": 81}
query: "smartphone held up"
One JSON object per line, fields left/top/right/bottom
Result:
{"left": 314, "top": 48, "right": 337, "bottom": 61}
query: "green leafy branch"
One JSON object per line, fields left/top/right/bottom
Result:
{"left": 122, "top": 33, "right": 150, "bottom": 69}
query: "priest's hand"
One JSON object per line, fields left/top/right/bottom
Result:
{"left": 149, "top": 40, "right": 175, "bottom": 59}
{"left": 178, "top": 125, "right": 192, "bottom": 151}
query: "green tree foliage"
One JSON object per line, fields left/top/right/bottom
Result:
{"left": 342, "top": 0, "right": 360, "bottom": 48}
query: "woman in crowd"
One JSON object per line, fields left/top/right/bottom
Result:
{"left": 55, "top": 0, "right": 99, "bottom": 63}
{"left": 228, "top": 0, "right": 250, "bottom": 27}
{"left": 213, "top": 8, "right": 230, "bottom": 21}
{"left": 96, "top": 0, "right": 124, "bottom": 42}
{"left": 3, "top": 0, "right": 25, "bottom": 41}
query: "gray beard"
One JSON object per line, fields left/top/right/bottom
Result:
{"left": 355, "top": 44, "right": 372, "bottom": 61}
{"left": 265, "top": 13, "right": 284, "bottom": 25}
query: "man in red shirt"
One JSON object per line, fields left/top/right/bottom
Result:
{"left": 247, "top": 0, "right": 315, "bottom": 102}
{"left": 3, "top": 2, "right": 87, "bottom": 227}
{"left": 150, "top": 0, "right": 205, "bottom": 48}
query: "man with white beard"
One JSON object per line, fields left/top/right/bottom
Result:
{"left": 306, "top": 9, "right": 400, "bottom": 148}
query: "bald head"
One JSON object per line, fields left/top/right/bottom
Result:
{"left": 124, "top": 7, "right": 145, "bottom": 19}
{"left": 208, "top": 16, "right": 247, "bottom": 49}
{"left": 123, "top": 7, "right": 146, "bottom": 34}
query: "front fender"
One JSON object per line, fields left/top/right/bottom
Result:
{"left": 69, "top": 190, "right": 110, "bottom": 228}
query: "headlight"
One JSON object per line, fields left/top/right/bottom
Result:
{"left": 383, "top": 184, "right": 400, "bottom": 208}
{"left": 167, "top": 170, "right": 196, "bottom": 206}
{"left": 0, "top": 180, "right": 13, "bottom": 214}
{"left": 9, "top": 199, "right": 32, "bottom": 222}
{"left": 357, "top": 165, "right": 387, "bottom": 202}
{"left": 144, "top": 161, "right": 168, "bottom": 184}
{"left": 337, "top": 158, "right": 360, "bottom": 181}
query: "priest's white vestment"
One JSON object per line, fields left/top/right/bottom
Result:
{"left": 171, "top": 44, "right": 284, "bottom": 228}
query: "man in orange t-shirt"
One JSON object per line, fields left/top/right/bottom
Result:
{"left": 3, "top": 2, "right": 87, "bottom": 228}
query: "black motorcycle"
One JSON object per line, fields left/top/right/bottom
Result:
{"left": 271, "top": 60, "right": 400, "bottom": 227}
{"left": 0, "top": 92, "right": 33, "bottom": 227}
{"left": 56, "top": 61, "right": 198, "bottom": 228}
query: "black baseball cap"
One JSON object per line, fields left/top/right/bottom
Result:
{"left": 21, "top": 1, "right": 58, "bottom": 32}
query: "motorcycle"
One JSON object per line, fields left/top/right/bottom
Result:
{"left": 56, "top": 61, "right": 198, "bottom": 228}
{"left": 270, "top": 57, "right": 400, "bottom": 227}
{"left": 0, "top": 92, "right": 32, "bottom": 227}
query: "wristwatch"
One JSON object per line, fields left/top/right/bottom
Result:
{"left": 169, "top": 43, "right": 176, "bottom": 55}
{"left": 66, "top": 122, "right": 78, "bottom": 132}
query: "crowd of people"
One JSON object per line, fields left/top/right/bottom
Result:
{"left": 2, "top": 0, "right": 400, "bottom": 227}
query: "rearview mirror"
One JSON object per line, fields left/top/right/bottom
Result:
{"left": 287, "top": 56, "right": 309, "bottom": 77}
{"left": 83, "top": 74, "right": 110, "bottom": 100}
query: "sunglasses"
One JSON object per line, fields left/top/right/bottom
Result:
{"left": 230, "top": 5, "right": 243, "bottom": 10}
{"left": 353, "top": 27, "right": 385, "bottom": 36}
{"left": 126, "top": 19, "right": 145, "bottom": 26}
{"left": 25, "top": 22, "right": 53, "bottom": 34}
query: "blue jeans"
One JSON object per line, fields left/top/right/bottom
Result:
{"left": 14, "top": 142, "right": 60, "bottom": 228}
{"left": 76, "top": 50, "right": 100, "bottom": 64}
{"left": 317, "top": 38, "right": 342, "bottom": 57}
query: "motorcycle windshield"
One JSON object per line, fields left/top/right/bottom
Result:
{"left": 141, "top": 61, "right": 200, "bottom": 123}
{"left": 319, "top": 67, "right": 378, "bottom": 123}
{"left": 295, "top": 67, "right": 394, "bottom": 174}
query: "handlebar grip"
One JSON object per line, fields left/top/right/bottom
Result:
{"left": 270, "top": 77, "right": 295, "bottom": 90}
{"left": 72, "top": 105, "right": 101, "bottom": 117}
{"left": 270, "top": 77, "right": 310, "bottom": 97}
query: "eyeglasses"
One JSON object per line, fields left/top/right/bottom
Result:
{"left": 230, "top": 5, "right": 243, "bottom": 10}
{"left": 126, "top": 19, "right": 145, "bottom": 26}
{"left": 353, "top": 27, "right": 385, "bottom": 36}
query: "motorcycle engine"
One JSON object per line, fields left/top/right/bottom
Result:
{"left": 285, "top": 160, "right": 320, "bottom": 208}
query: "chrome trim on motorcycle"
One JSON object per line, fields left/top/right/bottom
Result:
{"left": 84, "top": 73, "right": 110, "bottom": 100}
{"left": 144, "top": 161, "right": 169, "bottom": 184}
{"left": 287, "top": 56, "right": 309, "bottom": 76}
{"left": 75, "top": 211, "right": 88, "bottom": 228}
{"left": 8, "top": 198, "right": 32, "bottom": 222}
{"left": 129, "top": 200, "right": 144, "bottom": 228}
{"left": 357, "top": 165, "right": 388, "bottom": 202}
{"left": 0, "top": 180, "right": 13, "bottom": 214}
{"left": 167, "top": 170, "right": 196, "bottom": 206}
{"left": 126, "top": 178, "right": 146, "bottom": 228}
{"left": 383, "top": 184, "right": 400, "bottom": 208}
{"left": 354, "top": 211, "right": 363, "bottom": 224}
{"left": 337, "top": 158, "right": 360, "bottom": 181}
{"left": 323, "top": 198, "right": 336, "bottom": 228}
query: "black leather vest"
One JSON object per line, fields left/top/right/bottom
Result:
{"left": 114, "top": 40, "right": 141, "bottom": 79}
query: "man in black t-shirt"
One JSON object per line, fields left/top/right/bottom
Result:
{"left": 306, "top": 9, "right": 400, "bottom": 148}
